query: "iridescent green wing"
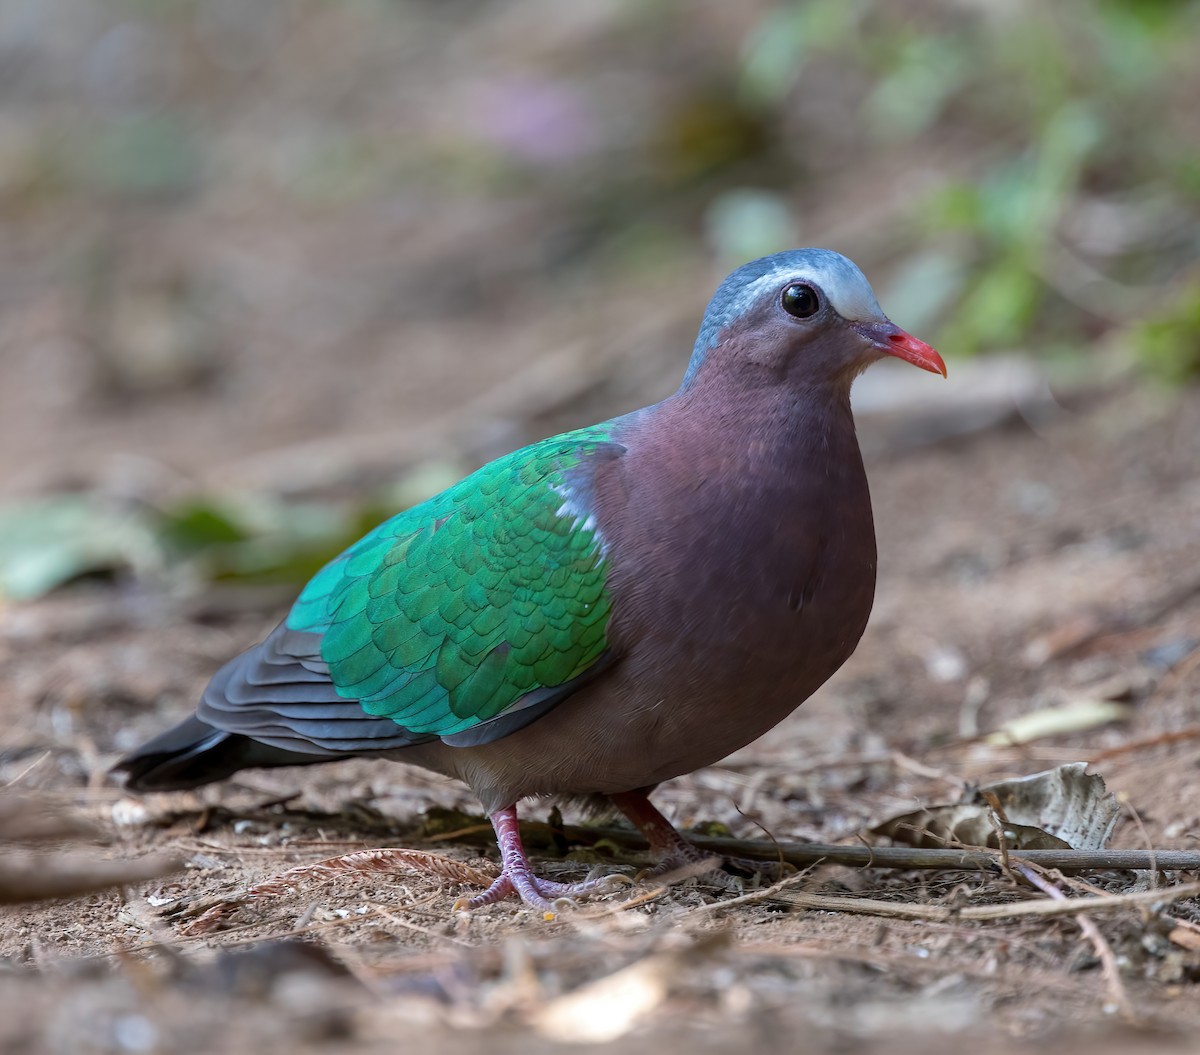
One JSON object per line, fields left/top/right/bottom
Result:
{"left": 286, "top": 428, "right": 620, "bottom": 744}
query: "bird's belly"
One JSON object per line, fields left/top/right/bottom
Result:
{"left": 433, "top": 587, "right": 871, "bottom": 811}
{"left": 590, "top": 627, "right": 859, "bottom": 786}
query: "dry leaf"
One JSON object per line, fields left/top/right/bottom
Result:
{"left": 875, "top": 763, "right": 1120, "bottom": 852}
{"left": 985, "top": 699, "right": 1131, "bottom": 746}
{"left": 1168, "top": 926, "right": 1200, "bottom": 952}
{"left": 531, "top": 953, "right": 675, "bottom": 1043}
{"left": 875, "top": 811, "right": 1069, "bottom": 851}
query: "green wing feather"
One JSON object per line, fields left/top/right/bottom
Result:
{"left": 286, "top": 428, "right": 618, "bottom": 739}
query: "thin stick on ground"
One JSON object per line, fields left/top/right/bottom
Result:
{"left": 678, "top": 869, "right": 818, "bottom": 918}
{"left": 769, "top": 880, "right": 1200, "bottom": 923}
{"left": 0, "top": 853, "right": 181, "bottom": 905}
{"left": 1088, "top": 725, "right": 1200, "bottom": 764}
{"left": 1015, "top": 863, "right": 1136, "bottom": 1023}
{"left": 505, "top": 819, "right": 1200, "bottom": 873}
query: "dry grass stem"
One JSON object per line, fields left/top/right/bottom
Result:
{"left": 772, "top": 880, "right": 1200, "bottom": 924}
{"left": 677, "top": 869, "right": 817, "bottom": 917}
{"left": 1015, "top": 863, "right": 1136, "bottom": 1022}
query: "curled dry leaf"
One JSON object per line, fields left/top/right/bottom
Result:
{"left": 875, "top": 812, "right": 1069, "bottom": 851}
{"left": 874, "top": 763, "right": 1120, "bottom": 852}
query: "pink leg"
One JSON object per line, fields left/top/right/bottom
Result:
{"left": 458, "top": 806, "right": 626, "bottom": 915}
{"left": 609, "top": 789, "right": 718, "bottom": 874}
{"left": 610, "top": 789, "right": 791, "bottom": 881}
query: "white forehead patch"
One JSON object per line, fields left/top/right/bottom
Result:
{"left": 726, "top": 251, "right": 886, "bottom": 325}
{"left": 684, "top": 249, "right": 892, "bottom": 383}
{"left": 686, "top": 247, "right": 892, "bottom": 384}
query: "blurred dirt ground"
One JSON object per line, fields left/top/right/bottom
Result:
{"left": 2, "top": 375, "right": 1199, "bottom": 1054}
{"left": 2, "top": 1, "right": 1200, "bottom": 1052}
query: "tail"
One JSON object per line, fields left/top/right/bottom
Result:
{"left": 112, "top": 715, "right": 335, "bottom": 792}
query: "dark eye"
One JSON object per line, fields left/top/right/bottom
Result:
{"left": 781, "top": 283, "right": 820, "bottom": 319}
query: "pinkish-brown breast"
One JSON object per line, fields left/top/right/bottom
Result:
{"left": 422, "top": 377, "right": 879, "bottom": 811}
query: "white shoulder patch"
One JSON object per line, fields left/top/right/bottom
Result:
{"left": 552, "top": 483, "right": 606, "bottom": 556}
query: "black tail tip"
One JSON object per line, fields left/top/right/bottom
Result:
{"left": 111, "top": 716, "right": 234, "bottom": 792}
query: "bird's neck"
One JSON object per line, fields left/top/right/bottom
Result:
{"left": 602, "top": 370, "right": 878, "bottom": 676}
{"left": 649, "top": 373, "right": 862, "bottom": 480}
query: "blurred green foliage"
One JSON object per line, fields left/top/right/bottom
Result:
{"left": 76, "top": 115, "right": 200, "bottom": 200}
{"left": 0, "top": 497, "right": 160, "bottom": 601}
{"left": 0, "top": 464, "right": 471, "bottom": 601}
{"left": 728, "top": 0, "right": 1200, "bottom": 364}
{"left": 0, "top": 493, "right": 369, "bottom": 601}
{"left": 1136, "top": 276, "right": 1200, "bottom": 384}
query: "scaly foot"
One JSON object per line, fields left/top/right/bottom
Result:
{"left": 455, "top": 806, "right": 629, "bottom": 917}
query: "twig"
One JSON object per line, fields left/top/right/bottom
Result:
{"left": 1088, "top": 726, "right": 1200, "bottom": 764}
{"left": 890, "top": 750, "right": 968, "bottom": 790}
{"left": 771, "top": 880, "right": 1200, "bottom": 924}
{"left": 0, "top": 853, "right": 182, "bottom": 904}
{"left": 980, "top": 790, "right": 1015, "bottom": 881}
{"left": 679, "top": 869, "right": 817, "bottom": 917}
{"left": 577, "top": 881, "right": 671, "bottom": 918}
{"left": 1014, "top": 863, "right": 1136, "bottom": 1022}
{"left": 576, "top": 857, "right": 732, "bottom": 919}
{"left": 500, "top": 819, "right": 1200, "bottom": 874}
{"left": 1, "top": 752, "right": 51, "bottom": 789}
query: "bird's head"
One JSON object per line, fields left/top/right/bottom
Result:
{"left": 681, "top": 248, "right": 946, "bottom": 392}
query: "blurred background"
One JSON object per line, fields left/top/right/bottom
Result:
{"left": 0, "top": 0, "right": 1197, "bottom": 597}
{"left": 4, "top": 3, "right": 1200, "bottom": 1045}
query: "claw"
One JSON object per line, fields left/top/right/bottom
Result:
{"left": 457, "top": 806, "right": 628, "bottom": 914}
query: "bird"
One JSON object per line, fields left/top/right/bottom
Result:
{"left": 114, "top": 248, "right": 946, "bottom": 914}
